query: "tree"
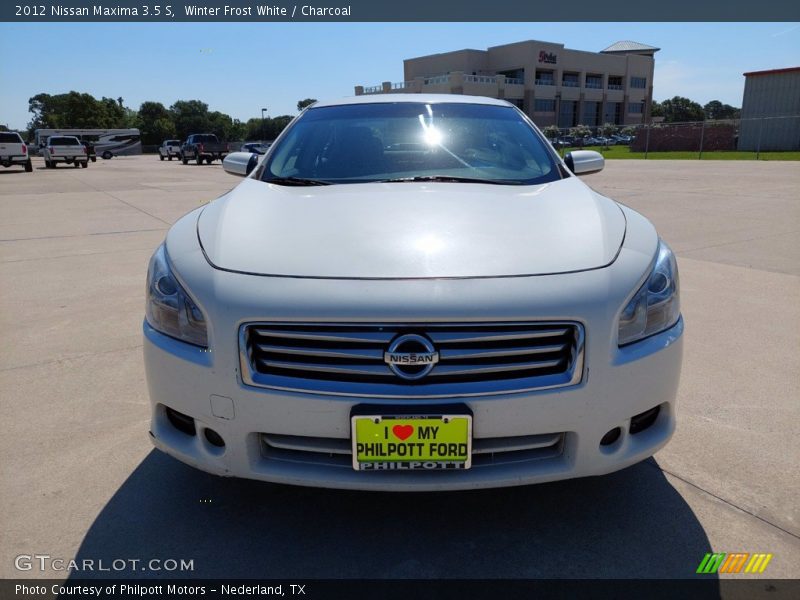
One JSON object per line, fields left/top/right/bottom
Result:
{"left": 659, "top": 96, "right": 705, "bottom": 123}
{"left": 169, "top": 100, "right": 210, "bottom": 140}
{"left": 135, "top": 101, "right": 174, "bottom": 145}
{"left": 27, "top": 91, "right": 131, "bottom": 134}
{"left": 703, "top": 100, "right": 740, "bottom": 120}
{"left": 650, "top": 100, "right": 664, "bottom": 118}
{"left": 297, "top": 98, "right": 317, "bottom": 112}
{"left": 542, "top": 125, "right": 561, "bottom": 140}
{"left": 569, "top": 124, "right": 592, "bottom": 145}
{"left": 599, "top": 122, "right": 617, "bottom": 137}
{"left": 207, "top": 111, "right": 235, "bottom": 140}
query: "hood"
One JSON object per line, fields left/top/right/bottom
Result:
{"left": 197, "top": 177, "right": 625, "bottom": 279}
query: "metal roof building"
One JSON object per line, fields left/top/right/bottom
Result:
{"left": 738, "top": 67, "right": 800, "bottom": 151}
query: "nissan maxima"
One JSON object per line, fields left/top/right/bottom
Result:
{"left": 143, "top": 95, "right": 683, "bottom": 491}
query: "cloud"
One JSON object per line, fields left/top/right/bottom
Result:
{"left": 771, "top": 24, "right": 800, "bottom": 37}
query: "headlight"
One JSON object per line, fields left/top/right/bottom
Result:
{"left": 145, "top": 244, "right": 208, "bottom": 347}
{"left": 618, "top": 240, "right": 680, "bottom": 346}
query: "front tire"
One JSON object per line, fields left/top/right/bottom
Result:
{"left": 102, "top": 151, "right": 112, "bottom": 160}
{"left": 182, "top": 155, "right": 188, "bottom": 165}
{"left": 160, "top": 154, "right": 165, "bottom": 161}
{"left": 80, "top": 161, "right": 88, "bottom": 168}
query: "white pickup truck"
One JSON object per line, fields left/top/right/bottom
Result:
{"left": 42, "top": 136, "right": 89, "bottom": 168}
{"left": 158, "top": 139, "right": 182, "bottom": 161}
{"left": 0, "top": 131, "right": 33, "bottom": 172}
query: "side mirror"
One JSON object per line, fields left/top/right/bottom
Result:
{"left": 564, "top": 150, "right": 604, "bottom": 175}
{"left": 222, "top": 152, "right": 260, "bottom": 177}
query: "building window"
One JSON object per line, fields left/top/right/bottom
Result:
{"left": 582, "top": 101, "right": 601, "bottom": 126}
{"left": 608, "top": 76, "right": 623, "bottom": 91}
{"left": 562, "top": 72, "right": 579, "bottom": 88}
{"left": 630, "top": 77, "right": 647, "bottom": 89}
{"left": 628, "top": 102, "right": 644, "bottom": 114}
{"left": 535, "top": 70, "right": 555, "bottom": 85}
{"left": 585, "top": 74, "right": 603, "bottom": 89}
{"left": 558, "top": 100, "right": 578, "bottom": 128}
{"left": 604, "top": 102, "right": 623, "bottom": 125}
{"left": 534, "top": 99, "right": 556, "bottom": 112}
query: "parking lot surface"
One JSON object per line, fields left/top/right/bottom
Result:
{"left": 1, "top": 156, "right": 798, "bottom": 581}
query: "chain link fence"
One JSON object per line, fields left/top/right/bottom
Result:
{"left": 543, "top": 115, "right": 800, "bottom": 158}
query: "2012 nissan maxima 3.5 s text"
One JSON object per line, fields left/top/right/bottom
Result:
{"left": 143, "top": 95, "right": 683, "bottom": 491}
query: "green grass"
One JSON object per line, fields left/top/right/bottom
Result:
{"left": 562, "top": 145, "right": 800, "bottom": 160}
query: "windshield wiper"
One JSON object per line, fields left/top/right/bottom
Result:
{"left": 378, "top": 175, "right": 523, "bottom": 185}
{"left": 265, "top": 176, "right": 331, "bottom": 186}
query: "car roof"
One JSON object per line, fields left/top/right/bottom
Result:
{"left": 311, "top": 94, "right": 515, "bottom": 109}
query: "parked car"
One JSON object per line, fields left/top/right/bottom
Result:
{"left": 557, "top": 136, "right": 575, "bottom": 147}
{"left": 181, "top": 134, "right": 228, "bottom": 165}
{"left": 240, "top": 142, "right": 271, "bottom": 155}
{"left": 158, "top": 139, "right": 183, "bottom": 161}
{"left": 42, "top": 136, "right": 88, "bottom": 168}
{"left": 0, "top": 131, "right": 33, "bottom": 172}
{"left": 612, "top": 134, "right": 633, "bottom": 145}
{"left": 145, "top": 95, "right": 683, "bottom": 491}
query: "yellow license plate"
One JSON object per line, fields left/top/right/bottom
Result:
{"left": 351, "top": 414, "right": 472, "bottom": 471}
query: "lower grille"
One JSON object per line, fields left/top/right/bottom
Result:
{"left": 240, "top": 322, "right": 583, "bottom": 398}
{"left": 260, "top": 432, "right": 565, "bottom": 469}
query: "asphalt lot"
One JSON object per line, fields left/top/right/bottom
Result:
{"left": 1, "top": 156, "right": 798, "bottom": 582}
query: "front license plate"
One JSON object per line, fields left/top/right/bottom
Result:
{"left": 351, "top": 414, "right": 472, "bottom": 471}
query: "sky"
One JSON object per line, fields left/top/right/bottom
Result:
{"left": 1, "top": 22, "right": 798, "bottom": 130}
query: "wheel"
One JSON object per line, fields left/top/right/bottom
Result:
{"left": 160, "top": 154, "right": 165, "bottom": 161}
{"left": 80, "top": 161, "right": 88, "bottom": 168}
{"left": 25, "top": 159, "right": 33, "bottom": 173}
{"left": 102, "top": 151, "right": 112, "bottom": 160}
{"left": 206, "top": 157, "right": 213, "bottom": 164}
{"left": 182, "top": 155, "right": 188, "bottom": 165}
{"left": 196, "top": 155, "right": 203, "bottom": 165}
{"left": 74, "top": 162, "right": 80, "bottom": 168}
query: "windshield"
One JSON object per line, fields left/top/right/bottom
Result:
{"left": 49, "top": 137, "right": 80, "bottom": 145}
{"left": 0, "top": 132, "right": 23, "bottom": 143}
{"left": 261, "top": 102, "right": 561, "bottom": 185}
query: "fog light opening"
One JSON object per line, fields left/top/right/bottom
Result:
{"left": 600, "top": 427, "right": 622, "bottom": 447}
{"left": 165, "top": 407, "right": 196, "bottom": 437}
{"left": 204, "top": 428, "right": 226, "bottom": 448}
{"left": 630, "top": 406, "right": 661, "bottom": 435}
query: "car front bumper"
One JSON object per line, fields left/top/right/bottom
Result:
{"left": 144, "top": 315, "right": 683, "bottom": 492}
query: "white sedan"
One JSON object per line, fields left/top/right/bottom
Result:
{"left": 143, "top": 95, "right": 683, "bottom": 491}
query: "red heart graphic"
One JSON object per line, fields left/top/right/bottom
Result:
{"left": 392, "top": 424, "right": 414, "bottom": 441}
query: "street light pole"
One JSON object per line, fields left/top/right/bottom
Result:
{"left": 261, "top": 108, "right": 268, "bottom": 142}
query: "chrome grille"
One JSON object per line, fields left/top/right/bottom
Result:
{"left": 259, "top": 432, "right": 566, "bottom": 469}
{"left": 240, "top": 322, "right": 584, "bottom": 398}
